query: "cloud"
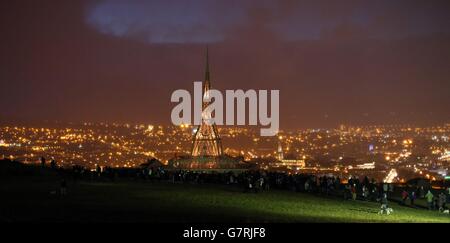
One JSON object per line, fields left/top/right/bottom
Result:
{"left": 85, "top": 0, "right": 247, "bottom": 43}
{"left": 85, "top": 0, "right": 450, "bottom": 44}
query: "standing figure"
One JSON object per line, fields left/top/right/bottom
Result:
{"left": 60, "top": 179, "right": 67, "bottom": 196}
{"left": 425, "top": 190, "right": 434, "bottom": 210}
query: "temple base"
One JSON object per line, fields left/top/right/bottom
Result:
{"left": 168, "top": 155, "right": 251, "bottom": 172}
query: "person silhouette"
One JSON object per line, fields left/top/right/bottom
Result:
{"left": 60, "top": 179, "right": 67, "bottom": 196}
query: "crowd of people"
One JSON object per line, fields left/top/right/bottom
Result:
{"left": 155, "top": 169, "right": 446, "bottom": 212}
{"left": 38, "top": 157, "right": 450, "bottom": 214}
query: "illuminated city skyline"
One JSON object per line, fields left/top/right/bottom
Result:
{"left": 1, "top": 122, "right": 449, "bottom": 182}
{"left": 1, "top": 1, "right": 450, "bottom": 129}
{"left": 2, "top": 0, "right": 450, "bottom": 227}
{"left": 0, "top": 0, "right": 449, "bottom": 190}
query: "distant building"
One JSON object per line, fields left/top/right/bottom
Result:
{"left": 279, "top": 153, "right": 306, "bottom": 169}
{"left": 277, "top": 140, "right": 283, "bottom": 161}
{"left": 368, "top": 144, "right": 374, "bottom": 153}
{"left": 439, "top": 151, "right": 450, "bottom": 162}
{"left": 274, "top": 142, "right": 305, "bottom": 169}
{"left": 355, "top": 162, "right": 376, "bottom": 170}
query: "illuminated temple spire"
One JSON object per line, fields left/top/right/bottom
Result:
{"left": 203, "top": 46, "right": 211, "bottom": 102}
{"left": 191, "top": 47, "right": 223, "bottom": 157}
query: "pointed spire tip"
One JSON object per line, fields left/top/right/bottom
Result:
{"left": 205, "top": 46, "right": 210, "bottom": 81}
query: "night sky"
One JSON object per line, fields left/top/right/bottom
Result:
{"left": 1, "top": 0, "right": 449, "bottom": 129}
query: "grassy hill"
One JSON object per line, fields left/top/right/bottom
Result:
{"left": 1, "top": 174, "right": 450, "bottom": 223}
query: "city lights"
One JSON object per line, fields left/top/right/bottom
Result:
{"left": 0, "top": 123, "right": 448, "bottom": 182}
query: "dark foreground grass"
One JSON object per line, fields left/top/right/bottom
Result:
{"left": 1, "top": 177, "right": 449, "bottom": 223}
